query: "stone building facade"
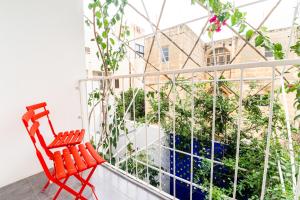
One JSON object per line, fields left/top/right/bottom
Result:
{"left": 144, "top": 25, "right": 298, "bottom": 81}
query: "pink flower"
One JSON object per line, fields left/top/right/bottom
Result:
{"left": 209, "top": 15, "right": 217, "bottom": 23}
{"left": 216, "top": 27, "right": 221, "bottom": 32}
{"left": 222, "top": 20, "right": 227, "bottom": 26}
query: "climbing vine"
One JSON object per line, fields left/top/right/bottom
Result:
{"left": 85, "top": 0, "right": 130, "bottom": 163}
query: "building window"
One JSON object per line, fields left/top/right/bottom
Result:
{"left": 161, "top": 47, "right": 169, "bottom": 63}
{"left": 207, "top": 58, "right": 210, "bottom": 65}
{"left": 207, "top": 47, "right": 230, "bottom": 66}
{"left": 265, "top": 48, "right": 273, "bottom": 57}
{"left": 115, "top": 79, "right": 120, "bottom": 89}
{"left": 226, "top": 55, "right": 231, "bottom": 64}
{"left": 135, "top": 44, "right": 144, "bottom": 57}
{"left": 218, "top": 56, "right": 224, "bottom": 65}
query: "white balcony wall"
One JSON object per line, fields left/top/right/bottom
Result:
{"left": 0, "top": 0, "right": 85, "bottom": 187}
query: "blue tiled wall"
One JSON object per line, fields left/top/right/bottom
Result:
{"left": 169, "top": 133, "right": 231, "bottom": 200}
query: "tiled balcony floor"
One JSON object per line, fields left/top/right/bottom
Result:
{"left": 0, "top": 165, "right": 163, "bottom": 200}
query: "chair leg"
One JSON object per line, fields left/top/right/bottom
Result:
{"left": 74, "top": 173, "right": 95, "bottom": 190}
{"left": 53, "top": 177, "right": 69, "bottom": 200}
{"left": 52, "top": 177, "right": 88, "bottom": 200}
{"left": 75, "top": 173, "right": 98, "bottom": 200}
{"left": 75, "top": 167, "right": 98, "bottom": 200}
{"left": 41, "top": 180, "right": 51, "bottom": 192}
{"left": 41, "top": 168, "right": 55, "bottom": 192}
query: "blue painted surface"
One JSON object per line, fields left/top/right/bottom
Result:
{"left": 169, "top": 134, "right": 232, "bottom": 200}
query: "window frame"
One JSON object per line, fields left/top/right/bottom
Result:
{"left": 161, "top": 46, "right": 169, "bottom": 63}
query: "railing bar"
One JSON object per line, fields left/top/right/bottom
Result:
{"left": 80, "top": 75, "right": 282, "bottom": 83}
{"left": 260, "top": 66, "right": 276, "bottom": 200}
{"left": 209, "top": 37, "right": 217, "bottom": 200}
{"left": 104, "top": 163, "right": 174, "bottom": 200}
{"left": 92, "top": 81, "right": 96, "bottom": 147}
{"left": 122, "top": 78, "right": 127, "bottom": 173}
{"left": 158, "top": 75, "right": 162, "bottom": 191}
{"left": 280, "top": 76, "right": 297, "bottom": 192}
{"left": 131, "top": 158, "right": 205, "bottom": 191}
{"left": 109, "top": 79, "right": 112, "bottom": 164}
{"left": 283, "top": 0, "right": 299, "bottom": 64}
{"left": 133, "top": 78, "right": 138, "bottom": 177}
{"left": 85, "top": 81, "right": 90, "bottom": 141}
{"left": 78, "top": 81, "right": 84, "bottom": 135}
{"left": 233, "top": 68, "right": 244, "bottom": 198}
{"left": 79, "top": 59, "right": 300, "bottom": 81}
{"left": 271, "top": 120, "right": 286, "bottom": 193}
{"left": 98, "top": 80, "right": 103, "bottom": 155}
{"left": 117, "top": 131, "right": 164, "bottom": 165}
{"left": 118, "top": 142, "right": 247, "bottom": 172}
{"left": 143, "top": 74, "right": 149, "bottom": 183}
{"left": 172, "top": 73, "right": 176, "bottom": 199}
{"left": 130, "top": 158, "right": 227, "bottom": 195}
{"left": 190, "top": 73, "right": 195, "bottom": 200}
{"left": 295, "top": 167, "right": 300, "bottom": 199}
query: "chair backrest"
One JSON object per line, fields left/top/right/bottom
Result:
{"left": 26, "top": 102, "right": 56, "bottom": 137}
{"left": 22, "top": 109, "right": 53, "bottom": 159}
{"left": 22, "top": 110, "right": 54, "bottom": 181}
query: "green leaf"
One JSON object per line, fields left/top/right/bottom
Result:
{"left": 239, "top": 23, "right": 246, "bottom": 33}
{"left": 255, "top": 35, "right": 264, "bottom": 47}
{"left": 231, "top": 15, "right": 237, "bottom": 26}
{"left": 274, "top": 43, "right": 284, "bottom": 59}
{"left": 101, "top": 42, "right": 107, "bottom": 49}
{"left": 111, "top": 18, "right": 116, "bottom": 25}
{"left": 88, "top": 3, "right": 96, "bottom": 9}
{"left": 110, "top": 38, "right": 115, "bottom": 45}
{"left": 95, "top": 11, "right": 101, "bottom": 18}
{"left": 274, "top": 43, "right": 282, "bottom": 51}
{"left": 290, "top": 41, "right": 300, "bottom": 56}
{"left": 102, "top": 31, "right": 108, "bottom": 38}
{"left": 116, "top": 13, "right": 121, "bottom": 21}
{"left": 246, "top": 29, "right": 254, "bottom": 41}
{"left": 104, "top": 19, "right": 109, "bottom": 27}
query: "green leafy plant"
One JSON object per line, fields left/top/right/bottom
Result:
{"left": 85, "top": 0, "right": 130, "bottom": 161}
{"left": 144, "top": 78, "right": 299, "bottom": 199}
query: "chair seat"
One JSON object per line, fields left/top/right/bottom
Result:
{"left": 53, "top": 142, "right": 106, "bottom": 180}
{"left": 48, "top": 129, "right": 85, "bottom": 149}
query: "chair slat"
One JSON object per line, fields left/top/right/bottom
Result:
{"left": 53, "top": 151, "right": 66, "bottom": 180}
{"left": 64, "top": 130, "right": 75, "bottom": 144}
{"left": 26, "top": 102, "right": 47, "bottom": 111}
{"left": 48, "top": 132, "right": 63, "bottom": 148}
{"left": 86, "top": 143, "right": 106, "bottom": 165}
{"left": 57, "top": 131, "right": 69, "bottom": 146}
{"left": 77, "top": 130, "right": 85, "bottom": 143}
{"left": 70, "top": 130, "right": 80, "bottom": 143}
{"left": 70, "top": 146, "right": 87, "bottom": 171}
{"left": 79, "top": 144, "right": 97, "bottom": 168}
{"left": 62, "top": 149, "right": 77, "bottom": 175}
{"left": 32, "top": 110, "right": 50, "bottom": 121}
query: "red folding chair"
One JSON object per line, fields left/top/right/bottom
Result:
{"left": 22, "top": 109, "right": 106, "bottom": 200}
{"left": 26, "top": 102, "right": 85, "bottom": 149}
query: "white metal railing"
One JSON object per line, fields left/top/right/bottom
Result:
{"left": 79, "top": 59, "right": 300, "bottom": 200}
